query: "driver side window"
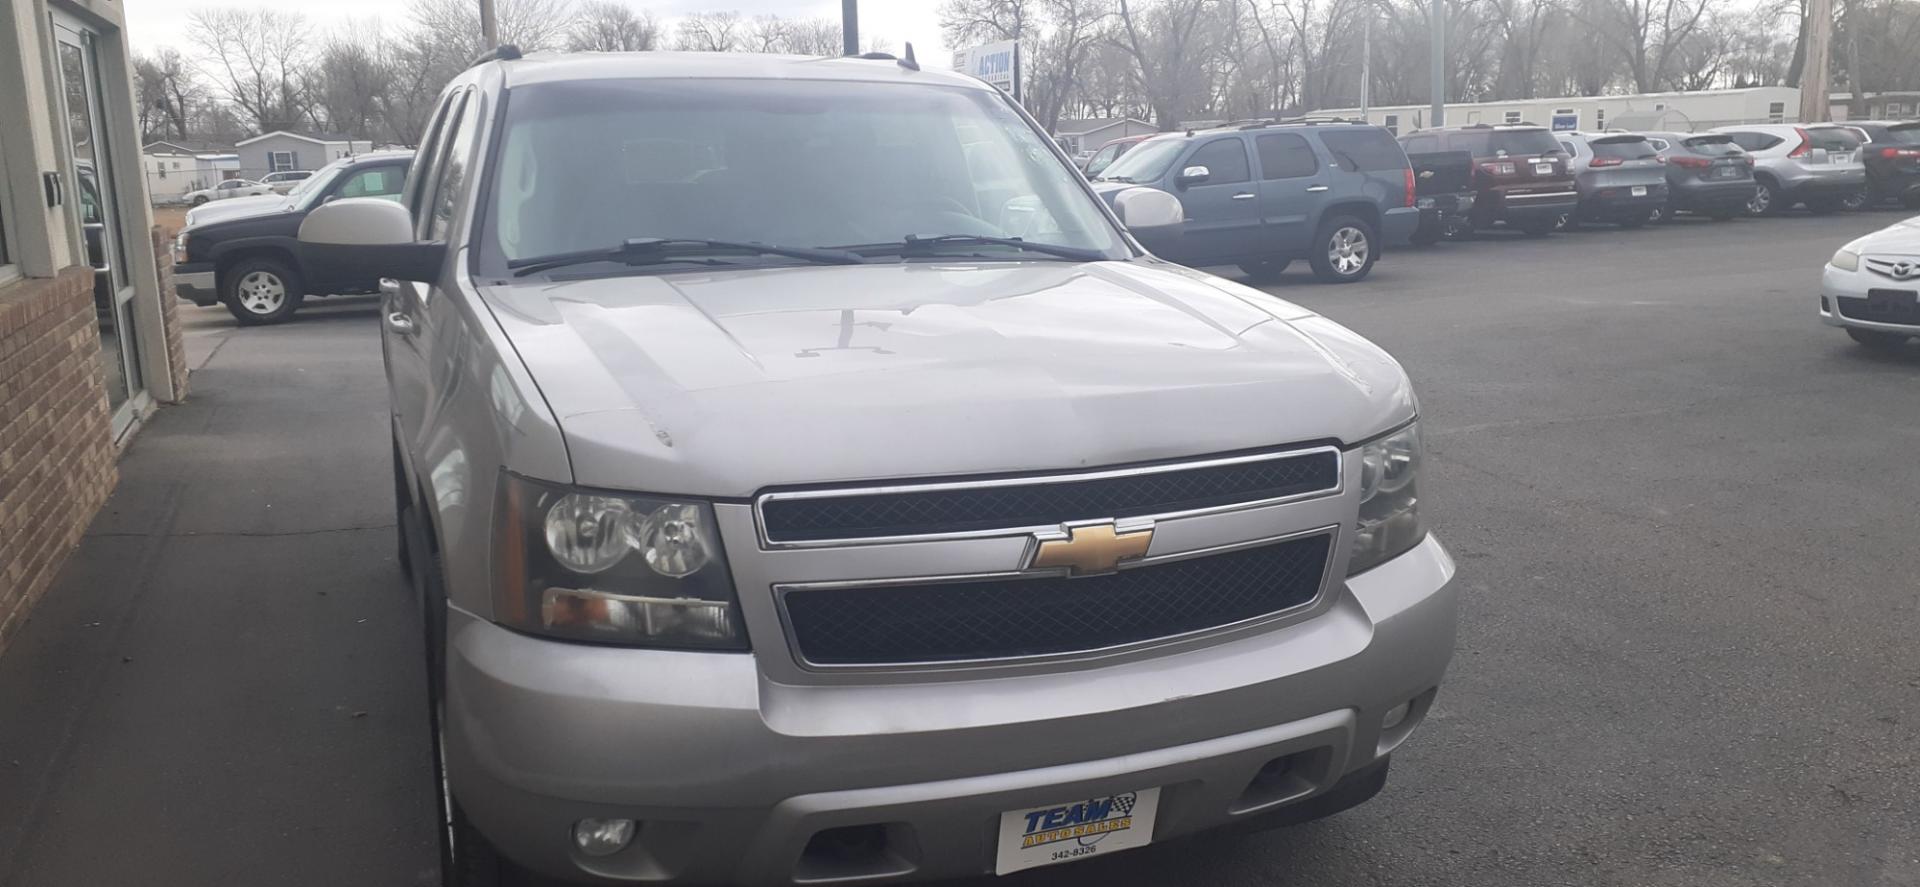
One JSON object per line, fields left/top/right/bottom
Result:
{"left": 1187, "top": 138, "right": 1252, "bottom": 185}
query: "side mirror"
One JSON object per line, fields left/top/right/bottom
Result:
{"left": 298, "top": 198, "right": 444, "bottom": 283}
{"left": 1112, "top": 186, "right": 1184, "bottom": 237}
{"left": 1176, "top": 165, "right": 1211, "bottom": 187}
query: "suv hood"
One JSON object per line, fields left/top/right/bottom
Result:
{"left": 185, "top": 194, "right": 293, "bottom": 227}
{"left": 481, "top": 261, "right": 1415, "bottom": 496}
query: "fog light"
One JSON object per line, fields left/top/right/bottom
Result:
{"left": 573, "top": 818, "right": 635, "bottom": 857}
{"left": 1381, "top": 700, "right": 1413, "bottom": 731}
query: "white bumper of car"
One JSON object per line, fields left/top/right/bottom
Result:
{"left": 1819, "top": 261, "right": 1920, "bottom": 333}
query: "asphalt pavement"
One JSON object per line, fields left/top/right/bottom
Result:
{"left": 2, "top": 211, "right": 1918, "bottom": 887}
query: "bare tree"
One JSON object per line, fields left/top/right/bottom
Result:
{"left": 567, "top": 1, "right": 660, "bottom": 51}
{"left": 312, "top": 33, "right": 392, "bottom": 140}
{"left": 1024, "top": 0, "right": 1114, "bottom": 130}
{"left": 784, "top": 18, "right": 845, "bottom": 55}
{"left": 941, "top": 0, "right": 1040, "bottom": 46}
{"left": 1115, "top": 0, "right": 1215, "bottom": 130}
{"left": 189, "top": 8, "right": 314, "bottom": 133}
{"left": 1577, "top": 0, "right": 1720, "bottom": 92}
{"left": 406, "top": 0, "right": 576, "bottom": 61}
{"left": 135, "top": 49, "right": 202, "bottom": 140}
{"left": 676, "top": 11, "right": 744, "bottom": 51}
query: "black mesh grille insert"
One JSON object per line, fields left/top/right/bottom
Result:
{"left": 760, "top": 451, "right": 1338, "bottom": 543}
{"left": 782, "top": 533, "right": 1332, "bottom": 665}
{"left": 1836, "top": 293, "right": 1920, "bottom": 325}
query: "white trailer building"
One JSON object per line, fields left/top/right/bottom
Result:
{"left": 1312, "top": 86, "right": 1803, "bottom": 136}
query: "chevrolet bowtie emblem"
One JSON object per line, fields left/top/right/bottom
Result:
{"left": 1029, "top": 522, "right": 1154, "bottom": 576}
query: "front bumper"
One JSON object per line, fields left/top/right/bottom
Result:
{"left": 445, "top": 534, "right": 1458, "bottom": 885}
{"left": 174, "top": 263, "right": 218, "bottom": 306}
{"left": 1821, "top": 262, "right": 1920, "bottom": 334}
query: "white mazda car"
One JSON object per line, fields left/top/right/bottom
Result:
{"left": 1821, "top": 214, "right": 1920, "bottom": 350}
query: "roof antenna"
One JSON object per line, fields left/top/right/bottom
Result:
{"left": 899, "top": 42, "right": 920, "bottom": 71}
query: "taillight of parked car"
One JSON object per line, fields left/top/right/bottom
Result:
{"left": 1667, "top": 156, "right": 1712, "bottom": 169}
{"left": 1589, "top": 157, "right": 1624, "bottom": 168}
{"left": 1788, "top": 128, "right": 1813, "bottom": 158}
{"left": 1481, "top": 161, "right": 1516, "bottom": 175}
{"left": 1404, "top": 167, "right": 1416, "bottom": 207}
{"left": 1881, "top": 147, "right": 1920, "bottom": 159}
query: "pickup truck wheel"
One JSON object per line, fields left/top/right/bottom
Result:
{"left": 1847, "top": 328, "right": 1911, "bottom": 351}
{"left": 1308, "top": 216, "right": 1376, "bottom": 283}
{"left": 222, "top": 258, "right": 305, "bottom": 325}
{"left": 1237, "top": 258, "right": 1290, "bottom": 283}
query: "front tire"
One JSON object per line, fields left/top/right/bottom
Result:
{"left": 222, "top": 257, "right": 304, "bottom": 325}
{"left": 1847, "top": 328, "right": 1911, "bottom": 351}
{"left": 1308, "top": 216, "right": 1376, "bottom": 283}
{"left": 191, "top": 195, "right": 209, "bottom": 206}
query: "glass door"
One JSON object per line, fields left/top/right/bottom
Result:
{"left": 52, "top": 14, "right": 141, "bottom": 415}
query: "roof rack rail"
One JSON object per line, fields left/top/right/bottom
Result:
{"left": 468, "top": 44, "right": 522, "bottom": 68}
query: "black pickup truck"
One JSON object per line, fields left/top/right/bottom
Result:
{"left": 1405, "top": 150, "right": 1476, "bottom": 244}
{"left": 173, "top": 151, "right": 413, "bottom": 325}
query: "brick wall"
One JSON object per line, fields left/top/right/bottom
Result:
{"left": 151, "top": 226, "right": 189, "bottom": 402}
{"left": 0, "top": 266, "right": 118, "bottom": 652}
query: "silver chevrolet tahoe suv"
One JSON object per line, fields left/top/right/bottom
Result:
{"left": 297, "top": 48, "right": 1458, "bottom": 887}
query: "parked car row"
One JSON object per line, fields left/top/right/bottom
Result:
{"left": 1079, "top": 119, "right": 1920, "bottom": 286}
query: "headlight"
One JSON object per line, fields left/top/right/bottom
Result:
{"left": 495, "top": 474, "right": 746, "bottom": 649}
{"left": 1347, "top": 423, "right": 1426, "bottom": 576}
{"left": 1830, "top": 248, "right": 1860, "bottom": 272}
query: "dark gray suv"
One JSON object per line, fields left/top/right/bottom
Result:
{"left": 1091, "top": 121, "right": 1417, "bottom": 284}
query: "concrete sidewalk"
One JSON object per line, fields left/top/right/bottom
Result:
{"left": 0, "top": 299, "right": 437, "bottom": 886}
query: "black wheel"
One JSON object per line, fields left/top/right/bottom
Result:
{"left": 1841, "top": 189, "right": 1868, "bottom": 211}
{"left": 1847, "top": 328, "right": 1911, "bottom": 351}
{"left": 1237, "top": 258, "right": 1291, "bottom": 283}
{"left": 393, "top": 442, "right": 413, "bottom": 576}
{"left": 1443, "top": 216, "right": 1475, "bottom": 240}
{"left": 1645, "top": 205, "right": 1670, "bottom": 224}
{"left": 191, "top": 195, "right": 209, "bottom": 206}
{"left": 221, "top": 257, "right": 304, "bottom": 325}
{"left": 409, "top": 515, "right": 534, "bottom": 887}
{"left": 1307, "top": 215, "right": 1376, "bottom": 283}
{"left": 1748, "top": 179, "right": 1781, "bottom": 216}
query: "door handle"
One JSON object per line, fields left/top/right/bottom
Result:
{"left": 378, "top": 278, "right": 400, "bottom": 295}
{"left": 385, "top": 312, "right": 417, "bottom": 336}
{"left": 1306, "top": 185, "right": 1330, "bottom": 193}
{"left": 1231, "top": 192, "right": 1256, "bottom": 200}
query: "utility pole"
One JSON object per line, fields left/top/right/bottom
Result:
{"left": 1360, "top": 12, "right": 1371, "bottom": 116}
{"left": 1800, "top": 0, "right": 1832, "bottom": 123}
{"left": 479, "top": 0, "right": 498, "bottom": 48}
{"left": 1430, "top": 0, "right": 1446, "bottom": 127}
{"left": 842, "top": 0, "right": 860, "bottom": 56}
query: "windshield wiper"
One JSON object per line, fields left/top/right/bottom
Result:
{"left": 509, "top": 238, "right": 865, "bottom": 277}
{"left": 847, "top": 234, "right": 1106, "bottom": 263}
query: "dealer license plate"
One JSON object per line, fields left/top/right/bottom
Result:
{"left": 994, "top": 787, "right": 1162, "bottom": 875}
{"left": 1713, "top": 166, "right": 1739, "bottom": 179}
{"left": 1533, "top": 161, "right": 1554, "bottom": 175}
{"left": 1631, "top": 185, "right": 1648, "bottom": 197}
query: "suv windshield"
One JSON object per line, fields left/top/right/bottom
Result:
{"left": 1450, "top": 129, "right": 1564, "bottom": 158}
{"left": 480, "top": 78, "right": 1127, "bottom": 273}
{"left": 1097, "top": 137, "right": 1185, "bottom": 182}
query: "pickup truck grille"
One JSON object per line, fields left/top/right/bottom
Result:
{"left": 759, "top": 449, "right": 1339, "bottom": 543}
{"left": 781, "top": 532, "right": 1333, "bottom": 666}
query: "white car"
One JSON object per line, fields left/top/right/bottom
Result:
{"left": 1820, "top": 214, "right": 1920, "bottom": 350}
{"left": 182, "top": 178, "right": 272, "bottom": 205}
{"left": 259, "top": 170, "right": 314, "bottom": 194}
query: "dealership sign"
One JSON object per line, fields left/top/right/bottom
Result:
{"left": 957, "top": 40, "right": 1021, "bottom": 101}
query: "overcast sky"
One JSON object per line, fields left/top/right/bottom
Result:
{"left": 126, "top": 0, "right": 953, "bottom": 67}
